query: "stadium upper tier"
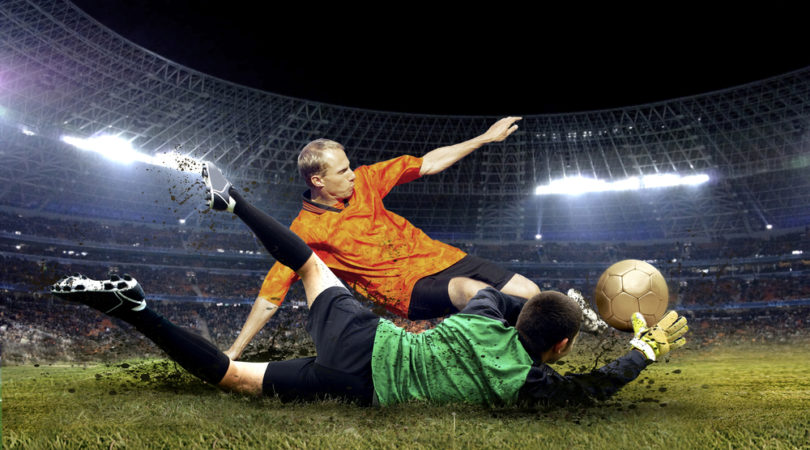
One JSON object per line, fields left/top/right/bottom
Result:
{"left": 1, "top": 0, "right": 809, "bottom": 241}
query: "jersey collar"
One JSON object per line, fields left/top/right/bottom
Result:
{"left": 302, "top": 190, "right": 348, "bottom": 215}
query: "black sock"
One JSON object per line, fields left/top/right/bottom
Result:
{"left": 120, "top": 307, "right": 230, "bottom": 385}
{"left": 229, "top": 188, "right": 313, "bottom": 271}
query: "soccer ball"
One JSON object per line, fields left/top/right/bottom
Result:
{"left": 594, "top": 259, "right": 669, "bottom": 332}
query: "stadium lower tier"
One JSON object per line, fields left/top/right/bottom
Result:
{"left": 2, "top": 290, "right": 807, "bottom": 365}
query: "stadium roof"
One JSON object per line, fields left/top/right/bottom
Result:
{"left": 70, "top": 0, "right": 810, "bottom": 116}
{"left": 1, "top": 0, "right": 809, "bottom": 242}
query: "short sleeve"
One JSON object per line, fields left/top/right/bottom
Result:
{"left": 358, "top": 155, "right": 423, "bottom": 199}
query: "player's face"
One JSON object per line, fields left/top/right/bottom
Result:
{"left": 315, "top": 149, "right": 356, "bottom": 201}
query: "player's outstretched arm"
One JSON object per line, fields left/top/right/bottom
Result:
{"left": 519, "top": 310, "right": 688, "bottom": 407}
{"left": 419, "top": 116, "right": 521, "bottom": 176}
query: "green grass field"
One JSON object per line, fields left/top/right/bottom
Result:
{"left": 3, "top": 341, "right": 809, "bottom": 449}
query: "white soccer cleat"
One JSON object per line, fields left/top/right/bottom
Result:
{"left": 567, "top": 288, "right": 609, "bottom": 335}
{"left": 202, "top": 161, "right": 236, "bottom": 212}
{"left": 51, "top": 273, "right": 146, "bottom": 315}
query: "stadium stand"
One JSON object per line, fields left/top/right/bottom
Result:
{"left": 1, "top": 0, "right": 808, "bottom": 363}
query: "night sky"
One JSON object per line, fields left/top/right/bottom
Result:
{"left": 71, "top": 1, "right": 809, "bottom": 116}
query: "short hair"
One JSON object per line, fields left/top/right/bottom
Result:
{"left": 298, "top": 139, "right": 345, "bottom": 188}
{"left": 515, "top": 291, "right": 581, "bottom": 359}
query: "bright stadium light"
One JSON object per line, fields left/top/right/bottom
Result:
{"left": 535, "top": 173, "right": 709, "bottom": 196}
{"left": 61, "top": 135, "right": 151, "bottom": 164}
{"left": 642, "top": 174, "right": 681, "bottom": 189}
{"left": 536, "top": 176, "right": 606, "bottom": 195}
{"left": 61, "top": 135, "right": 203, "bottom": 172}
{"left": 611, "top": 177, "right": 642, "bottom": 191}
{"left": 681, "top": 174, "right": 710, "bottom": 186}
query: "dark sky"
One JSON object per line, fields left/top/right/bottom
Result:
{"left": 71, "top": 1, "right": 809, "bottom": 115}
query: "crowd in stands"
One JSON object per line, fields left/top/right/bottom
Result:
{"left": 453, "top": 231, "right": 810, "bottom": 265}
{"left": 3, "top": 289, "right": 807, "bottom": 365}
{"left": 4, "top": 211, "right": 809, "bottom": 267}
{"left": 2, "top": 210, "right": 808, "bottom": 364}
{"left": 0, "top": 211, "right": 264, "bottom": 255}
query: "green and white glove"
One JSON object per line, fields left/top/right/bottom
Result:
{"left": 630, "top": 310, "right": 688, "bottom": 361}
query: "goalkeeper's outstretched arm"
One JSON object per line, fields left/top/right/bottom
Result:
{"left": 517, "top": 350, "right": 650, "bottom": 407}
{"left": 518, "top": 310, "right": 688, "bottom": 407}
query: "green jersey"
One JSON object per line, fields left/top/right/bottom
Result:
{"left": 371, "top": 313, "right": 534, "bottom": 406}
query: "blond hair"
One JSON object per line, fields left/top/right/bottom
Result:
{"left": 298, "top": 139, "right": 345, "bottom": 188}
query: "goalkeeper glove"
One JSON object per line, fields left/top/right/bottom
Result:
{"left": 630, "top": 310, "right": 688, "bottom": 361}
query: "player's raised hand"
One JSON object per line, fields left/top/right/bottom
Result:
{"left": 630, "top": 310, "right": 688, "bottom": 361}
{"left": 481, "top": 117, "right": 522, "bottom": 143}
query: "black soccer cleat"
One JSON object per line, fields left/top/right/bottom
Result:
{"left": 51, "top": 273, "right": 146, "bottom": 315}
{"left": 202, "top": 161, "right": 236, "bottom": 212}
{"left": 567, "top": 288, "right": 609, "bottom": 335}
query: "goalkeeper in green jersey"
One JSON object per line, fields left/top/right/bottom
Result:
{"left": 51, "top": 162, "right": 688, "bottom": 407}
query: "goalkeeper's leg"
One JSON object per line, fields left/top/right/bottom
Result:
{"left": 51, "top": 274, "right": 269, "bottom": 393}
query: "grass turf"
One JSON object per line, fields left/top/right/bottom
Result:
{"left": 3, "top": 341, "right": 809, "bottom": 449}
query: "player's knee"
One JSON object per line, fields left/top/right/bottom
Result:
{"left": 448, "top": 277, "right": 490, "bottom": 306}
{"left": 502, "top": 274, "right": 541, "bottom": 299}
{"left": 217, "top": 361, "right": 267, "bottom": 396}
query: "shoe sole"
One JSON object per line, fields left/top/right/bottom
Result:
{"left": 201, "top": 162, "right": 232, "bottom": 211}
{"left": 51, "top": 274, "right": 146, "bottom": 314}
{"left": 567, "top": 289, "right": 609, "bottom": 334}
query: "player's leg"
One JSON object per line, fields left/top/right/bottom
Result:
{"left": 51, "top": 274, "right": 237, "bottom": 390}
{"left": 410, "top": 255, "right": 525, "bottom": 319}
{"left": 266, "top": 287, "right": 378, "bottom": 404}
{"left": 499, "top": 273, "right": 541, "bottom": 299}
{"left": 218, "top": 360, "right": 269, "bottom": 395}
{"left": 202, "top": 162, "right": 343, "bottom": 306}
{"left": 204, "top": 162, "right": 376, "bottom": 403}
{"left": 447, "top": 277, "right": 493, "bottom": 310}
{"left": 48, "top": 274, "right": 319, "bottom": 397}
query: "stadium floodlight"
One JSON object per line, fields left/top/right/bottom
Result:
{"left": 535, "top": 173, "right": 709, "bottom": 196}
{"left": 535, "top": 234, "right": 542, "bottom": 240}
{"left": 642, "top": 174, "right": 682, "bottom": 189}
{"left": 766, "top": 224, "right": 773, "bottom": 230}
{"left": 642, "top": 173, "right": 711, "bottom": 189}
{"left": 681, "top": 174, "right": 711, "bottom": 186}
{"left": 61, "top": 135, "right": 151, "bottom": 164}
{"left": 61, "top": 135, "right": 204, "bottom": 172}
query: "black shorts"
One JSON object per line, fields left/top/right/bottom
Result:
{"left": 261, "top": 286, "right": 379, "bottom": 405}
{"left": 408, "top": 255, "right": 516, "bottom": 320}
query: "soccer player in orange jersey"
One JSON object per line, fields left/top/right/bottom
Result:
{"left": 225, "top": 117, "right": 605, "bottom": 360}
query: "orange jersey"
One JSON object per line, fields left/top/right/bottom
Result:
{"left": 257, "top": 155, "right": 466, "bottom": 317}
